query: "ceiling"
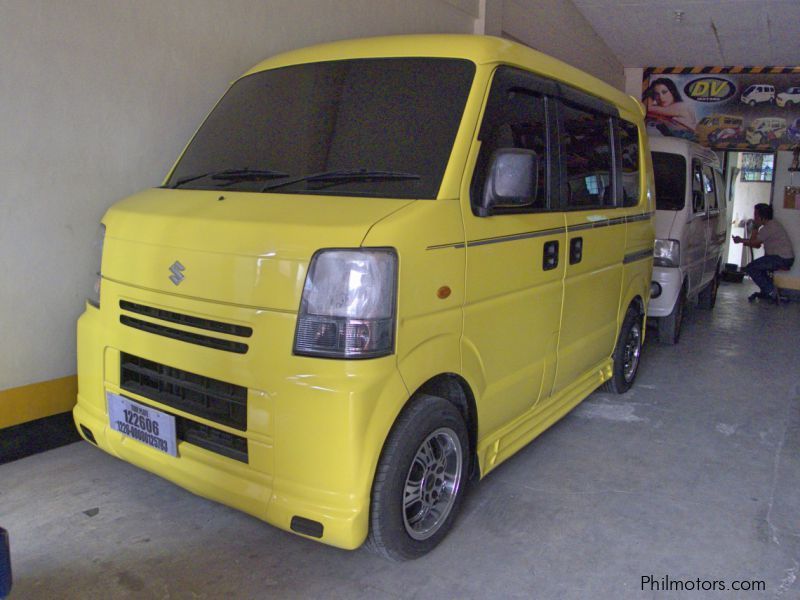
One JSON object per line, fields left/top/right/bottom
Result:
{"left": 571, "top": 0, "right": 800, "bottom": 68}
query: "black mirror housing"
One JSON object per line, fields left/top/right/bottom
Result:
{"left": 479, "top": 148, "right": 539, "bottom": 216}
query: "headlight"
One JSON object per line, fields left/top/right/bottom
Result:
{"left": 653, "top": 239, "right": 680, "bottom": 268}
{"left": 294, "top": 248, "right": 397, "bottom": 359}
{"left": 87, "top": 223, "right": 105, "bottom": 308}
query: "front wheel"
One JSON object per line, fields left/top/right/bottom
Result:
{"left": 658, "top": 285, "right": 685, "bottom": 345}
{"left": 603, "top": 307, "right": 643, "bottom": 394}
{"left": 366, "top": 395, "right": 469, "bottom": 561}
{"left": 698, "top": 270, "right": 719, "bottom": 309}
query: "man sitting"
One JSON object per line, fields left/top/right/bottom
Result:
{"left": 732, "top": 203, "right": 795, "bottom": 303}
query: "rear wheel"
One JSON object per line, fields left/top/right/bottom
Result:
{"left": 366, "top": 395, "right": 469, "bottom": 561}
{"left": 698, "top": 269, "right": 720, "bottom": 309}
{"left": 658, "top": 284, "right": 685, "bottom": 345}
{"left": 603, "top": 307, "right": 643, "bottom": 394}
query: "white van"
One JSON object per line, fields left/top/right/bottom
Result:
{"left": 648, "top": 137, "right": 727, "bottom": 344}
{"left": 740, "top": 84, "right": 775, "bottom": 106}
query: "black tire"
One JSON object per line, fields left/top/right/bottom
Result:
{"left": 658, "top": 285, "right": 685, "bottom": 345}
{"left": 366, "top": 395, "right": 469, "bottom": 561}
{"left": 698, "top": 269, "right": 719, "bottom": 309}
{"left": 603, "top": 307, "right": 643, "bottom": 394}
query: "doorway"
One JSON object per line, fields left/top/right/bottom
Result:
{"left": 723, "top": 151, "right": 776, "bottom": 269}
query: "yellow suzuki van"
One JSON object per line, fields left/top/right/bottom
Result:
{"left": 74, "top": 35, "right": 654, "bottom": 560}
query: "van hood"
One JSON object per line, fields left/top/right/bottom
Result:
{"left": 101, "top": 188, "right": 414, "bottom": 311}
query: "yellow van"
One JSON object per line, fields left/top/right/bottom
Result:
{"left": 73, "top": 35, "right": 654, "bottom": 560}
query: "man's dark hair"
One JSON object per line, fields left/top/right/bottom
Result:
{"left": 755, "top": 203, "right": 773, "bottom": 220}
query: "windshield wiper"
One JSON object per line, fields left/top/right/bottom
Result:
{"left": 171, "top": 168, "right": 288, "bottom": 188}
{"left": 260, "top": 169, "right": 420, "bottom": 192}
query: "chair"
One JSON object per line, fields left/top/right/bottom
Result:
{"left": 748, "top": 264, "right": 791, "bottom": 304}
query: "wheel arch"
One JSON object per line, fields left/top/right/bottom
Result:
{"left": 414, "top": 373, "right": 480, "bottom": 479}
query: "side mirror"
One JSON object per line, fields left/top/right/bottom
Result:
{"left": 479, "top": 148, "right": 539, "bottom": 216}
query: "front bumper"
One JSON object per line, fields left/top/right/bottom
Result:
{"left": 73, "top": 280, "right": 409, "bottom": 550}
{"left": 646, "top": 266, "right": 683, "bottom": 318}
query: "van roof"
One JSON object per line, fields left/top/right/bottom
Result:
{"left": 648, "top": 136, "right": 721, "bottom": 169}
{"left": 241, "top": 34, "right": 642, "bottom": 119}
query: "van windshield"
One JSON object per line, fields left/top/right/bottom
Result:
{"left": 166, "top": 58, "right": 475, "bottom": 199}
{"left": 652, "top": 151, "right": 686, "bottom": 211}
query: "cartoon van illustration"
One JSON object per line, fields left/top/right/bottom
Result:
{"left": 740, "top": 84, "right": 776, "bottom": 106}
{"left": 787, "top": 117, "right": 800, "bottom": 143}
{"left": 696, "top": 114, "right": 743, "bottom": 145}
{"left": 745, "top": 117, "right": 787, "bottom": 145}
{"left": 776, "top": 87, "right": 800, "bottom": 108}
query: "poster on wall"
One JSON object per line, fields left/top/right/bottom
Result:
{"left": 642, "top": 67, "right": 800, "bottom": 150}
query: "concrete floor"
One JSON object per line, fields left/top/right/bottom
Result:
{"left": 2, "top": 282, "right": 799, "bottom": 599}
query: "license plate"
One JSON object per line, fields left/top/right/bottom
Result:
{"left": 107, "top": 392, "right": 178, "bottom": 456}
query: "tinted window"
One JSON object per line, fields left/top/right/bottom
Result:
{"left": 166, "top": 58, "right": 475, "bottom": 198}
{"left": 471, "top": 74, "right": 549, "bottom": 213}
{"left": 703, "top": 166, "right": 718, "bottom": 210}
{"left": 563, "top": 104, "right": 613, "bottom": 208}
{"left": 618, "top": 120, "right": 640, "bottom": 207}
{"left": 692, "top": 160, "right": 705, "bottom": 213}
{"left": 652, "top": 151, "right": 686, "bottom": 211}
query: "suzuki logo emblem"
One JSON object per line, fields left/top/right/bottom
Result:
{"left": 169, "top": 261, "right": 186, "bottom": 286}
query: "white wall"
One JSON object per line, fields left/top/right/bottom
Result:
{"left": 503, "top": 0, "right": 624, "bottom": 90}
{"left": 772, "top": 151, "right": 800, "bottom": 288}
{"left": 624, "top": 68, "right": 644, "bottom": 99}
{"left": 0, "top": 0, "right": 475, "bottom": 390}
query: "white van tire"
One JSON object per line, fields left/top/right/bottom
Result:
{"left": 658, "top": 285, "right": 685, "bottom": 345}
{"left": 366, "top": 395, "right": 469, "bottom": 561}
{"left": 698, "top": 270, "right": 719, "bottom": 310}
{"left": 603, "top": 307, "right": 643, "bottom": 394}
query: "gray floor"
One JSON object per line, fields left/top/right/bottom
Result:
{"left": 2, "top": 282, "right": 799, "bottom": 599}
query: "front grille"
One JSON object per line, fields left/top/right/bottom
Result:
{"left": 176, "top": 417, "right": 248, "bottom": 463}
{"left": 120, "top": 315, "right": 248, "bottom": 354}
{"left": 120, "top": 353, "right": 247, "bottom": 431}
{"left": 120, "top": 301, "right": 252, "bottom": 338}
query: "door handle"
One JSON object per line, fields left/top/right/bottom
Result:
{"left": 543, "top": 240, "right": 559, "bottom": 271}
{"left": 570, "top": 237, "right": 583, "bottom": 264}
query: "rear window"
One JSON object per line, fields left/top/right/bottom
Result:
{"left": 652, "top": 151, "right": 686, "bottom": 211}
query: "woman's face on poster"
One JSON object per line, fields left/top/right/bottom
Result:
{"left": 652, "top": 83, "right": 674, "bottom": 106}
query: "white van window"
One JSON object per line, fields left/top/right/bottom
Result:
{"left": 618, "top": 120, "right": 640, "bottom": 207}
{"left": 691, "top": 160, "right": 705, "bottom": 214}
{"left": 652, "top": 151, "right": 686, "bottom": 210}
{"left": 562, "top": 103, "right": 613, "bottom": 208}
{"left": 166, "top": 58, "right": 475, "bottom": 199}
{"left": 702, "top": 166, "right": 718, "bottom": 210}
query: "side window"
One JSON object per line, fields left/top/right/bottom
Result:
{"left": 562, "top": 103, "right": 614, "bottom": 208}
{"left": 618, "top": 120, "right": 640, "bottom": 207}
{"left": 470, "top": 73, "right": 549, "bottom": 214}
{"left": 691, "top": 159, "right": 705, "bottom": 214}
{"left": 703, "top": 165, "right": 718, "bottom": 211}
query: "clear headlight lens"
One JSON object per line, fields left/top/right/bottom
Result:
{"left": 653, "top": 239, "right": 680, "bottom": 268}
{"left": 87, "top": 223, "right": 105, "bottom": 308}
{"left": 294, "top": 248, "right": 397, "bottom": 359}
